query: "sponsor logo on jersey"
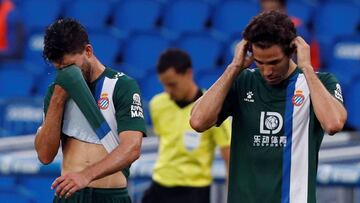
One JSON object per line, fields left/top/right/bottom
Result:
{"left": 244, "top": 91, "right": 254, "bottom": 102}
{"left": 253, "top": 135, "right": 287, "bottom": 147}
{"left": 97, "top": 93, "right": 109, "bottom": 110}
{"left": 253, "top": 111, "right": 285, "bottom": 147}
{"left": 260, "top": 111, "right": 283, "bottom": 134}
{"left": 131, "top": 93, "right": 144, "bottom": 118}
{"left": 334, "top": 83, "right": 343, "bottom": 102}
{"left": 292, "top": 90, "right": 305, "bottom": 106}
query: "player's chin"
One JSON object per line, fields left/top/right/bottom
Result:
{"left": 265, "top": 77, "right": 282, "bottom": 85}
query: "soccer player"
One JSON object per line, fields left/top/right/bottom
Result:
{"left": 142, "top": 49, "right": 231, "bottom": 203}
{"left": 190, "top": 11, "right": 347, "bottom": 203}
{"left": 34, "top": 18, "right": 146, "bottom": 202}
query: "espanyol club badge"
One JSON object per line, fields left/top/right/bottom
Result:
{"left": 98, "top": 93, "right": 109, "bottom": 110}
{"left": 292, "top": 90, "right": 305, "bottom": 106}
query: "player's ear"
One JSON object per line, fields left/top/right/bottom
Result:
{"left": 84, "top": 44, "right": 93, "bottom": 58}
{"left": 185, "top": 67, "right": 193, "bottom": 77}
{"left": 289, "top": 38, "right": 297, "bottom": 56}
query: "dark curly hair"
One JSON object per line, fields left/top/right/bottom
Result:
{"left": 243, "top": 10, "right": 296, "bottom": 56}
{"left": 157, "top": 48, "right": 192, "bottom": 74}
{"left": 43, "top": 18, "right": 89, "bottom": 63}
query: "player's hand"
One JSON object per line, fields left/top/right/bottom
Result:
{"left": 52, "top": 85, "right": 68, "bottom": 104}
{"left": 51, "top": 171, "right": 91, "bottom": 199}
{"left": 292, "top": 36, "right": 312, "bottom": 71}
{"left": 229, "top": 39, "right": 254, "bottom": 71}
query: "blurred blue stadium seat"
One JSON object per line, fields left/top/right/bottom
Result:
{"left": 0, "top": 176, "right": 15, "bottom": 187}
{"left": 0, "top": 60, "right": 45, "bottom": 77}
{"left": 64, "top": 0, "right": 112, "bottom": 31}
{"left": 20, "top": 0, "right": 62, "bottom": 32}
{"left": 123, "top": 32, "right": 170, "bottom": 73}
{"left": 314, "top": 2, "right": 360, "bottom": 64}
{"left": 196, "top": 68, "right": 224, "bottom": 89}
{"left": 35, "top": 70, "right": 56, "bottom": 97}
{"left": 224, "top": 35, "right": 240, "bottom": 63}
{"left": 0, "top": 98, "right": 43, "bottom": 136}
{"left": 89, "top": 32, "right": 120, "bottom": 66}
{"left": 113, "top": 0, "right": 162, "bottom": 34}
{"left": 345, "top": 77, "right": 360, "bottom": 131}
{"left": 178, "top": 33, "right": 223, "bottom": 71}
{"left": 24, "top": 31, "right": 45, "bottom": 67}
{"left": 20, "top": 176, "right": 56, "bottom": 203}
{"left": 327, "top": 35, "right": 360, "bottom": 85}
{"left": 314, "top": 2, "right": 359, "bottom": 38}
{"left": 139, "top": 71, "right": 163, "bottom": 102}
{"left": 142, "top": 99, "right": 152, "bottom": 126}
{"left": 322, "top": 0, "right": 359, "bottom": 3}
{"left": 0, "top": 69, "right": 34, "bottom": 99}
{"left": 163, "top": 0, "right": 210, "bottom": 34}
{"left": 0, "top": 191, "right": 33, "bottom": 203}
{"left": 0, "top": 176, "right": 37, "bottom": 202}
{"left": 115, "top": 63, "right": 148, "bottom": 82}
{"left": 287, "top": 2, "right": 314, "bottom": 26}
{"left": 212, "top": 1, "right": 258, "bottom": 39}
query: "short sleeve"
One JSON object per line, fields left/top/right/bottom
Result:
{"left": 318, "top": 73, "right": 344, "bottom": 104}
{"left": 113, "top": 77, "right": 146, "bottom": 135}
{"left": 211, "top": 118, "right": 231, "bottom": 148}
{"left": 216, "top": 80, "right": 238, "bottom": 126}
{"left": 43, "top": 84, "right": 55, "bottom": 115}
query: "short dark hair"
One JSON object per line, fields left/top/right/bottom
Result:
{"left": 243, "top": 11, "right": 296, "bottom": 56}
{"left": 43, "top": 18, "right": 89, "bottom": 63}
{"left": 157, "top": 48, "right": 192, "bottom": 74}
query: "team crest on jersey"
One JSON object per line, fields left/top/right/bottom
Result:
{"left": 97, "top": 93, "right": 110, "bottom": 110}
{"left": 292, "top": 90, "right": 305, "bottom": 106}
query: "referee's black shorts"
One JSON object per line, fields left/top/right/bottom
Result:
{"left": 142, "top": 181, "right": 210, "bottom": 203}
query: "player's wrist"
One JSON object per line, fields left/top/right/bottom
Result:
{"left": 82, "top": 167, "right": 96, "bottom": 182}
{"left": 227, "top": 63, "right": 245, "bottom": 75}
{"left": 300, "top": 65, "right": 314, "bottom": 74}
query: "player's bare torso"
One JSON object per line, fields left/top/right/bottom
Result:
{"left": 61, "top": 137, "right": 127, "bottom": 188}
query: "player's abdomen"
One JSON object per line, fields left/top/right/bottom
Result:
{"left": 61, "top": 137, "right": 127, "bottom": 188}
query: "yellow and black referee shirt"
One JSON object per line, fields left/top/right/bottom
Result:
{"left": 150, "top": 92, "right": 231, "bottom": 187}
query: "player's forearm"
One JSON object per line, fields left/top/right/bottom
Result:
{"left": 82, "top": 134, "right": 142, "bottom": 182}
{"left": 35, "top": 97, "right": 65, "bottom": 164}
{"left": 302, "top": 67, "right": 347, "bottom": 135}
{"left": 190, "top": 65, "right": 241, "bottom": 132}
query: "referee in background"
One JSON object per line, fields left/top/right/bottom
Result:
{"left": 142, "top": 48, "right": 231, "bottom": 203}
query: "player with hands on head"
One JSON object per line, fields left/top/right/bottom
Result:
{"left": 190, "top": 10, "right": 347, "bottom": 203}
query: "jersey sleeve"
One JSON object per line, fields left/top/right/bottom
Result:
{"left": 211, "top": 118, "right": 231, "bottom": 148}
{"left": 43, "top": 83, "right": 55, "bottom": 115}
{"left": 318, "top": 72, "right": 344, "bottom": 104}
{"left": 216, "top": 77, "right": 239, "bottom": 126}
{"left": 113, "top": 77, "right": 147, "bottom": 135}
